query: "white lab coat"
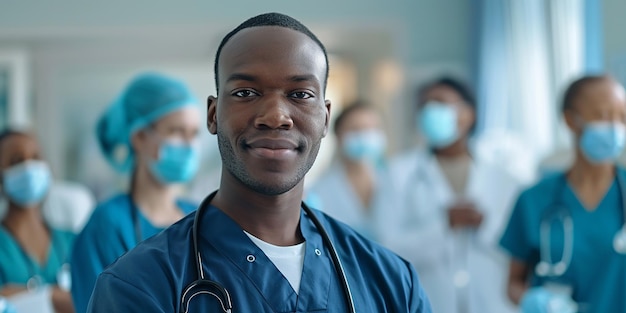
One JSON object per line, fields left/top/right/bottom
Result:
{"left": 307, "top": 161, "right": 393, "bottom": 242}
{"left": 384, "top": 147, "right": 523, "bottom": 313}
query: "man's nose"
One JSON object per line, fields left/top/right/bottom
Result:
{"left": 254, "top": 94, "right": 294, "bottom": 130}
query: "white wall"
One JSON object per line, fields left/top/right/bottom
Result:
{"left": 604, "top": 0, "right": 626, "bottom": 82}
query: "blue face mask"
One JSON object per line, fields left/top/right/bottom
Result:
{"left": 2, "top": 160, "right": 51, "bottom": 207}
{"left": 342, "top": 129, "right": 387, "bottom": 163}
{"left": 579, "top": 121, "right": 626, "bottom": 164}
{"left": 149, "top": 140, "right": 199, "bottom": 184}
{"left": 418, "top": 101, "right": 459, "bottom": 148}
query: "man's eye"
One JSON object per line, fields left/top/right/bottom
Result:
{"left": 290, "top": 91, "right": 313, "bottom": 99}
{"left": 233, "top": 90, "right": 257, "bottom": 97}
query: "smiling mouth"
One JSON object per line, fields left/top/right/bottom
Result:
{"left": 245, "top": 138, "right": 300, "bottom": 160}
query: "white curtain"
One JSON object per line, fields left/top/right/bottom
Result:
{"left": 474, "top": 0, "right": 587, "bottom": 173}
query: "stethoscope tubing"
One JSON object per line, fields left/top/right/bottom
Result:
{"left": 536, "top": 171, "right": 626, "bottom": 277}
{"left": 182, "top": 191, "right": 356, "bottom": 313}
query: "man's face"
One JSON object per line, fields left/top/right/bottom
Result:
{"left": 208, "top": 26, "right": 330, "bottom": 196}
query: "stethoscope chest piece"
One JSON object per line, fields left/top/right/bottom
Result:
{"left": 613, "top": 228, "right": 626, "bottom": 254}
{"left": 535, "top": 260, "right": 568, "bottom": 277}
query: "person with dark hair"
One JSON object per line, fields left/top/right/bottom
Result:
{"left": 308, "top": 101, "right": 390, "bottom": 240}
{"left": 0, "top": 130, "right": 75, "bottom": 313}
{"left": 384, "top": 76, "right": 524, "bottom": 313}
{"left": 70, "top": 72, "right": 200, "bottom": 313}
{"left": 86, "top": 12, "right": 432, "bottom": 313}
{"left": 500, "top": 75, "right": 626, "bottom": 313}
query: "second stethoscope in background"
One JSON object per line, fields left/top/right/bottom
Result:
{"left": 535, "top": 172, "right": 626, "bottom": 278}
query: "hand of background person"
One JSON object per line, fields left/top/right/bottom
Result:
{"left": 447, "top": 201, "right": 483, "bottom": 229}
{"left": 520, "top": 287, "right": 577, "bottom": 313}
{"left": 51, "top": 287, "right": 74, "bottom": 313}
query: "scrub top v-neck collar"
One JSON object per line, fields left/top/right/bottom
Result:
{"left": 198, "top": 205, "right": 333, "bottom": 312}
{"left": 0, "top": 225, "right": 65, "bottom": 283}
{"left": 563, "top": 174, "right": 618, "bottom": 213}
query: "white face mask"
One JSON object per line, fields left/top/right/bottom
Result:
{"left": 578, "top": 121, "right": 626, "bottom": 164}
{"left": 418, "top": 101, "right": 459, "bottom": 148}
{"left": 341, "top": 129, "right": 387, "bottom": 163}
{"left": 2, "top": 160, "right": 51, "bottom": 207}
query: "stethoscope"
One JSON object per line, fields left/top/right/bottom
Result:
{"left": 179, "top": 191, "right": 356, "bottom": 313}
{"left": 535, "top": 171, "right": 626, "bottom": 277}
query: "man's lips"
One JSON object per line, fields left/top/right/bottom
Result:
{"left": 247, "top": 138, "right": 299, "bottom": 150}
{"left": 245, "top": 138, "right": 299, "bottom": 160}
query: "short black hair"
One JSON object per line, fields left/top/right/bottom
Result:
{"left": 418, "top": 76, "right": 476, "bottom": 111}
{"left": 333, "top": 100, "right": 375, "bottom": 135}
{"left": 561, "top": 75, "right": 611, "bottom": 113}
{"left": 213, "top": 12, "right": 329, "bottom": 94}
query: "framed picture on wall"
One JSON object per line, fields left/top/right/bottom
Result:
{"left": 0, "top": 50, "right": 30, "bottom": 130}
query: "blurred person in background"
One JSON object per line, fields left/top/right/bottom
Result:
{"left": 384, "top": 76, "right": 523, "bottom": 313}
{"left": 70, "top": 73, "right": 200, "bottom": 312}
{"left": 307, "top": 101, "right": 391, "bottom": 241}
{"left": 1, "top": 182, "right": 95, "bottom": 235}
{"left": 0, "top": 130, "right": 74, "bottom": 313}
{"left": 500, "top": 75, "right": 626, "bottom": 313}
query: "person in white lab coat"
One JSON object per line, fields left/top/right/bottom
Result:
{"left": 385, "top": 77, "right": 524, "bottom": 313}
{"left": 307, "top": 101, "right": 391, "bottom": 241}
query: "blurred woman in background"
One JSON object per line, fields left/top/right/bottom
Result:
{"left": 500, "top": 75, "right": 626, "bottom": 313}
{"left": 307, "top": 102, "right": 391, "bottom": 241}
{"left": 70, "top": 73, "right": 200, "bottom": 312}
{"left": 0, "top": 129, "right": 74, "bottom": 313}
{"left": 385, "top": 77, "right": 523, "bottom": 313}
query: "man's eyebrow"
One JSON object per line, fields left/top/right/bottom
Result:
{"left": 226, "top": 73, "right": 257, "bottom": 83}
{"left": 225, "top": 73, "right": 319, "bottom": 84}
{"left": 289, "top": 74, "right": 317, "bottom": 82}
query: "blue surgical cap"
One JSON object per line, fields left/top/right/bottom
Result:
{"left": 96, "top": 73, "right": 198, "bottom": 173}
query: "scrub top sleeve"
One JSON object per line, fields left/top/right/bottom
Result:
{"left": 70, "top": 216, "right": 130, "bottom": 313}
{"left": 499, "top": 192, "right": 532, "bottom": 261}
{"left": 407, "top": 263, "right": 434, "bottom": 313}
{"left": 87, "top": 272, "right": 164, "bottom": 313}
{"left": 56, "top": 230, "right": 76, "bottom": 263}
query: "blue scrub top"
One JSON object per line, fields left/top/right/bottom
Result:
{"left": 70, "top": 193, "right": 196, "bottom": 313}
{"left": 87, "top": 204, "right": 433, "bottom": 312}
{"left": 0, "top": 226, "right": 74, "bottom": 286}
{"left": 500, "top": 170, "right": 626, "bottom": 312}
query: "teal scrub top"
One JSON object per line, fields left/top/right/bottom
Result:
{"left": 500, "top": 170, "right": 626, "bottom": 312}
{"left": 70, "top": 193, "right": 196, "bottom": 313}
{"left": 0, "top": 225, "right": 74, "bottom": 286}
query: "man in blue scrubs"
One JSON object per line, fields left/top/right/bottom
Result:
{"left": 500, "top": 75, "right": 626, "bottom": 312}
{"left": 87, "top": 12, "right": 432, "bottom": 312}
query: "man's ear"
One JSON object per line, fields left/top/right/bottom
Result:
{"left": 207, "top": 96, "right": 218, "bottom": 135}
{"left": 322, "top": 99, "right": 331, "bottom": 137}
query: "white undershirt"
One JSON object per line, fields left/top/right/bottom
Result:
{"left": 244, "top": 231, "right": 306, "bottom": 294}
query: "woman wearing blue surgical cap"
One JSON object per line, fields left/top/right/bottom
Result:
{"left": 500, "top": 75, "right": 626, "bottom": 313}
{"left": 0, "top": 130, "right": 74, "bottom": 313}
{"left": 70, "top": 73, "right": 200, "bottom": 313}
{"left": 307, "top": 101, "right": 391, "bottom": 241}
{"left": 385, "top": 77, "right": 525, "bottom": 313}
